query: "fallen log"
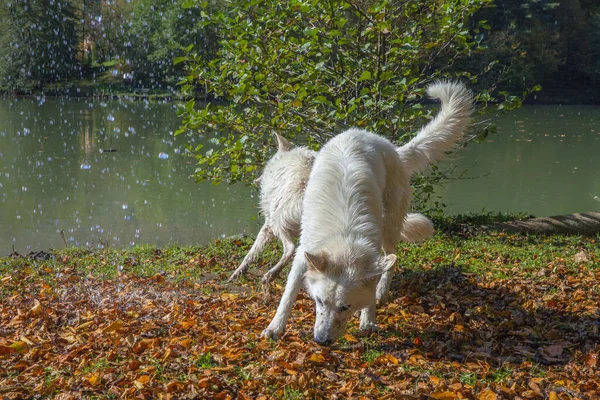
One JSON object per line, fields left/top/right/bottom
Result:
{"left": 477, "top": 211, "right": 600, "bottom": 236}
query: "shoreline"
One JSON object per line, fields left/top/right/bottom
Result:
{"left": 3, "top": 86, "right": 600, "bottom": 105}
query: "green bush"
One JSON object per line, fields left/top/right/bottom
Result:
{"left": 177, "top": 0, "right": 523, "bottom": 192}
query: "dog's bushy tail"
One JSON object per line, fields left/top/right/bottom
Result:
{"left": 399, "top": 213, "right": 435, "bottom": 244}
{"left": 397, "top": 81, "right": 474, "bottom": 176}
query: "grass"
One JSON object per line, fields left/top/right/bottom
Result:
{"left": 1, "top": 219, "right": 599, "bottom": 398}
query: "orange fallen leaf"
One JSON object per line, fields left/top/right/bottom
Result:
{"left": 87, "top": 373, "right": 100, "bottom": 385}
{"left": 307, "top": 353, "right": 326, "bottom": 363}
{"left": 221, "top": 293, "right": 239, "bottom": 300}
{"left": 343, "top": 333, "right": 358, "bottom": 343}
{"left": 103, "top": 319, "right": 124, "bottom": 333}
{"left": 136, "top": 375, "right": 151, "bottom": 385}
{"left": 548, "top": 392, "right": 559, "bottom": 400}
{"left": 478, "top": 388, "right": 498, "bottom": 400}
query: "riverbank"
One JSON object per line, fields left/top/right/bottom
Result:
{"left": 1, "top": 226, "right": 598, "bottom": 398}
{"left": 3, "top": 81, "right": 600, "bottom": 105}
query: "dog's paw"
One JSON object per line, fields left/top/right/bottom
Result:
{"left": 261, "top": 271, "right": 274, "bottom": 286}
{"left": 227, "top": 269, "right": 245, "bottom": 283}
{"left": 261, "top": 325, "right": 284, "bottom": 341}
{"left": 359, "top": 322, "right": 379, "bottom": 332}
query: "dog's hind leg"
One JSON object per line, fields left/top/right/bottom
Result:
{"left": 262, "top": 234, "right": 295, "bottom": 286}
{"left": 228, "top": 223, "right": 274, "bottom": 282}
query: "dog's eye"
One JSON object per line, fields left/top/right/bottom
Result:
{"left": 339, "top": 305, "right": 350, "bottom": 312}
{"left": 316, "top": 298, "right": 323, "bottom": 306}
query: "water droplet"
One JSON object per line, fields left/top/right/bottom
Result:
{"left": 107, "top": 114, "right": 115, "bottom": 122}
{"left": 80, "top": 163, "right": 91, "bottom": 170}
{"left": 158, "top": 152, "right": 169, "bottom": 159}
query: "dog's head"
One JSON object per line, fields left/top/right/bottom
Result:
{"left": 303, "top": 243, "right": 396, "bottom": 346}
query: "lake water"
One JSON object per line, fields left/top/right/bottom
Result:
{"left": 0, "top": 98, "right": 598, "bottom": 253}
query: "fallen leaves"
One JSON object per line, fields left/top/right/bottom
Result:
{"left": 1, "top": 237, "right": 599, "bottom": 399}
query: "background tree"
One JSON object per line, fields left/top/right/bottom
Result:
{"left": 0, "top": 0, "right": 79, "bottom": 90}
{"left": 472, "top": 0, "right": 600, "bottom": 101}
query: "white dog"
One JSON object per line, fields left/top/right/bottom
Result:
{"left": 261, "top": 81, "right": 473, "bottom": 344}
{"left": 228, "top": 134, "right": 434, "bottom": 285}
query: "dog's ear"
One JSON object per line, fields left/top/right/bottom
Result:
{"left": 273, "top": 132, "right": 293, "bottom": 152}
{"left": 366, "top": 254, "right": 397, "bottom": 281}
{"left": 305, "top": 252, "right": 327, "bottom": 273}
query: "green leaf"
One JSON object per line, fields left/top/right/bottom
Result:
{"left": 357, "top": 71, "right": 371, "bottom": 82}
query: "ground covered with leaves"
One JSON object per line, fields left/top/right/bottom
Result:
{"left": 1, "top": 229, "right": 599, "bottom": 399}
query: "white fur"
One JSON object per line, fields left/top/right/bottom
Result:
{"left": 397, "top": 80, "right": 474, "bottom": 175}
{"left": 399, "top": 213, "right": 435, "bottom": 244}
{"left": 228, "top": 136, "right": 434, "bottom": 284}
{"left": 261, "top": 81, "right": 473, "bottom": 344}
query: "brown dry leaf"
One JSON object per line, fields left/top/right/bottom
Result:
{"left": 322, "top": 369, "right": 338, "bottom": 381}
{"left": 544, "top": 344, "right": 564, "bottom": 357}
{"left": 103, "top": 319, "right": 124, "bottom": 334}
{"left": 0, "top": 345, "right": 16, "bottom": 356}
{"left": 430, "top": 391, "right": 458, "bottom": 399}
{"left": 76, "top": 321, "right": 94, "bottom": 331}
{"left": 573, "top": 251, "right": 590, "bottom": 264}
{"left": 30, "top": 300, "right": 42, "bottom": 315}
{"left": 585, "top": 352, "right": 598, "bottom": 367}
{"left": 478, "top": 389, "right": 498, "bottom": 400}
{"left": 238, "top": 391, "right": 252, "bottom": 400}
{"left": 528, "top": 380, "right": 543, "bottom": 396}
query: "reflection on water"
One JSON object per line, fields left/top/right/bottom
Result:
{"left": 0, "top": 99, "right": 598, "bottom": 254}
{"left": 439, "top": 105, "right": 600, "bottom": 216}
{"left": 0, "top": 97, "right": 259, "bottom": 253}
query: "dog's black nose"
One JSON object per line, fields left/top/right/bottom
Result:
{"left": 314, "top": 335, "right": 332, "bottom": 346}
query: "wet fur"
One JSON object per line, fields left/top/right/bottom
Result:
{"left": 228, "top": 136, "right": 434, "bottom": 285}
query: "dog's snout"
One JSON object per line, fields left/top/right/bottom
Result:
{"left": 314, "top": 335, "right": 332, "bottom": 346}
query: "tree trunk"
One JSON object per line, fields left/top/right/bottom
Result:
{"left": 477, "top": 212, "right": 600, "bottom": 236}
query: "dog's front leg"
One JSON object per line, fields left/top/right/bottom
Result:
{"left": 359, "top": 303, "right": 378, "bottom": 331}
{"left": 261, "top": 255, "right": 306, "bottom": 341}
{"left": 376, "top": 270, "right": 393, "bottom": 305}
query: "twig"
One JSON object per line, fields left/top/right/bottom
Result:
{"left": 60, "top": 230, "right": 68, "bottom": 248}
